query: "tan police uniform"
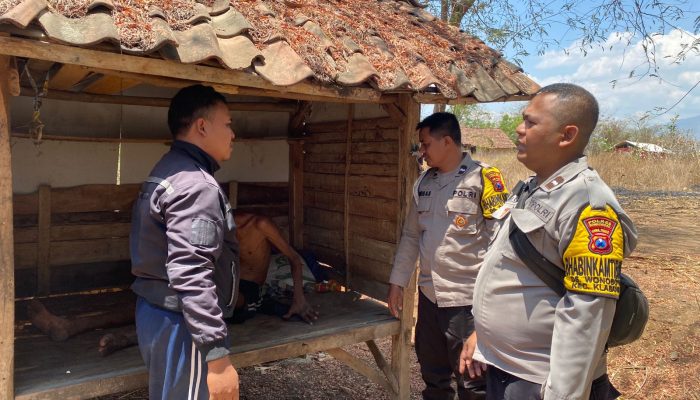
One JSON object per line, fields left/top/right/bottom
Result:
{"left": 390, "top": 152, "right": 508, "bottom": 400}
{"left": 390, "top": 153, "right": 507, "bottom": 305}
{"left": 472, "top": 156, "right": 638, "bottom": 400}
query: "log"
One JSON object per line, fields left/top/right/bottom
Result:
{"left": 0, "top": 53, "right": 15, "bottom": 399}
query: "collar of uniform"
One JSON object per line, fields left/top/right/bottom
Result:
{"left": 538, "top": 156, "right": 589, "bottom": 193}
{"left": 429, "top": 152, "right": 477, "bottom": 188}
{"left": 171, "top": 140, "right": 220, "bottom": 174}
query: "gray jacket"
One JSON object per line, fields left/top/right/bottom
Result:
{"left": 131, "top": 140, "right": 239, "bottom": 362}
{"left": 472, "top": 156, "right": 637, "bottom": 400}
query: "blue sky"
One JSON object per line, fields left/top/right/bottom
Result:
{"left": 469, "top": 2, "right": 700, "bottom": 129}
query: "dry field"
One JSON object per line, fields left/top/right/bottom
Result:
{"left": 100, "top": 154, "right": 700, "bottom": 400}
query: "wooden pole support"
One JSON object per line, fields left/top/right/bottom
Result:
{"left": 0, "top": 53, "right": 16, "bottom": 400}
{"left": 36, "top": 184, "right": 51, "bottom": 296}
{"left": 288, "top": 139, "right": 304, "bottom": 249}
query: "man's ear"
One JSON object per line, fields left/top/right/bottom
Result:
{"left": 559, "top": 124, "right": 579, "bottom": 148}
{"left": 195, "top": 117, "right": 207, "bottom": 136}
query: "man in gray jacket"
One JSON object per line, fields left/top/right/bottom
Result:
{"left": 460, "top": 83, "right": 637, "bottom": 400}
{"left": 131, "top": 85, "right": 239, "bottom": 400}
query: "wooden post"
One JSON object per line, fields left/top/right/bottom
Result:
{"left": 0, "top": 54, "right": 16, "bottom": 400}
{"left": 343, "top": 104, "right": 354, "bottom": 287}
{"left": 390, "top": 94, "right": 421, "bottom": 400}
{"left": 288, "top": 139, "right": 304, "bottom": 249}
{"left": 37, "top": 184, "right": 51, "bottom": 295}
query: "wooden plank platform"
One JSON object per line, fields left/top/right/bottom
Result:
{"left": 14, "top": 291, "right": 398, "bottom": 400}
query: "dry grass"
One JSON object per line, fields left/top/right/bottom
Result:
{"left": 476, "top": 150, "right": 700, "bottom": 192}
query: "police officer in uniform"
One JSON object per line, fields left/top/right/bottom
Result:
{"left": 131, "top": 85, "right": 239, "bottom": 400}
{"left": 460, "top": 83, "right": 638, "bottom": 400}
{"left": 388, "top": 112, "right": 508, "bottom": 400}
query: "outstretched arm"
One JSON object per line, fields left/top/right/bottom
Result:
{"left": 256, "top": 217, "right": 319, "bottom": 324}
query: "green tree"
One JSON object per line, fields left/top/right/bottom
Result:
{"left": 450, "top": 104, "right": 496, "bottom": 128}
{"left": 497, "top": 112, "right": 522, "bottom": 143}
{"left": 419, "top": 0, "right": 698, "bottom": 110}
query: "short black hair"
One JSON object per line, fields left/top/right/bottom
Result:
{"left": 416, "top": 112, "right": 461, "bottom": 145}
{"left": 168, "top": 84, "right": 227, "bottom": 137}
{"left": 536, "top": 83, "right": 599, "bottom": 143}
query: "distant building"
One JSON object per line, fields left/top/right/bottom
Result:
{"left": 613, "top": 140, "right": 671, "bottom": 156}
{"left": 460, "top": 127, "right": 515, "bottom": 154}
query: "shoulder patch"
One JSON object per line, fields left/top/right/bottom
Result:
{"left": 563, "top": 205, "right": 624, "bottom": 299}
{"left": 480, "top": 167, "right": 509, "bottom": 219}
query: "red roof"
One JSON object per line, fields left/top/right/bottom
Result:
{"left": 0, "top": 0, "right": 539, "bottom": 102}
{"left": 461, "top": 127, "right": 515, "bottom": 149}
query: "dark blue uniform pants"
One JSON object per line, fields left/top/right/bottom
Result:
{"left": 415, "top": 290, "right": 486, "bottom": 400}
{"left": 485, "top": 366, "right": 620, "bottom": 400}
{"left": 135, "top": 296, "right": 211, "bottom": 400}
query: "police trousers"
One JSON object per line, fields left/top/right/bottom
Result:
{"left": 415, "top": 290, "right": 486, "bottom": 400}
{"left": 485, "top": 366, "right": 621, "bottom": 400}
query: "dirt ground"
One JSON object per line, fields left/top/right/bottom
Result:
{"left": 98, "top": 193, "right": 700, "bottom": 400}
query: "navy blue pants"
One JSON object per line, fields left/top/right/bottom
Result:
{"left": 415, "top": 290, "right": 486, "bottom": 400}
{"left": 486, "top": 366, "right": 620, "bottom": 400}
{"left": 135, "top": 296, "right": 214, "bottom": 400}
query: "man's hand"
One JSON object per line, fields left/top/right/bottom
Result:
{"left": 387, "top": 284, "right": 404, "bottom": 319}
{"left": 207, "top": 357, "right": 239, "bottom": 400}
{"left": 459, "top": 332, "right": 487, "bottom": 379}
{"left": 283, "top": 295, "right": 319, "bottom": 324}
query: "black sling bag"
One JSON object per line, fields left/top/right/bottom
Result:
{"left": 508, "top": 188, "right": 649, "bottom": 347}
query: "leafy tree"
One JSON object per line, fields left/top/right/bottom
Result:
{"left": 420, "top": 0, "right": 698, "bottom": 111}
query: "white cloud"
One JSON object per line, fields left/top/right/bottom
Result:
{"left": 527, "top": 29, "right": 700, "bottom": 122}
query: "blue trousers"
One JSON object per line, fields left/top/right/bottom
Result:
{"left": 135, "top": 296, "right": 211, "bottom": 400}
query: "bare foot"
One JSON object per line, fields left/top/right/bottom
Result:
{"left": 27, "top": 300, "right": 72, "bottom": 341}
{"left": 98, "top": 332, "right": 137, "bottom": 357}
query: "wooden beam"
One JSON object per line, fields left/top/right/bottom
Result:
{"left": 49, "top": 64, "right": 91, "bottom": 91}
{"left": 0, "top": 36, "right": 392, "bottom": 103}
{"left": 413, "top": 92, "right": 533, "bottom": 105}
{"left": 288, "top": 139, "right": 304, "bottom": 249}
{"left": 7, "top": 57, "right": 19, "bottom": 96}
{"left": 19, "top": 87, "right": 299, "bottom": 112}
{"left": 0, "top": 53, "right": 15, "bottom": 400}
{"left": 389, "top": 94, "right": 421, "bottom": 400}
{"left": 83, "top": 74, "right": 142, "bottom": 95}
{"left": 343, "top": 106, "right": 354, "bottom": 289}
{"left": 288, "top": 101, "right": 311, "bottom": 137}
{"left": 228, "top": 181, "right": 238, "bottom": 209}
{"left": 10, "top": 132, "right": 283, "bottom": 144}
{"left": 36, "top": 184, "right": 51, "bottom": 296}
{"left": 229, "top": 320, "right": 400, "bottom": 368}
{"left": 366, "top": 339, "right": 399, "bottom": 395}
{"left": 381, "top": 103, "right": 406, "bottom": 125}
{"left": 326, "top": 347, "right": 393, "bottom": 393}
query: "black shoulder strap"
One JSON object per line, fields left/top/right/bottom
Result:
{"left": 508, "top": 207, "right": 567, "bottom": 297}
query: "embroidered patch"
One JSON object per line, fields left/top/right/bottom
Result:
{"left": 562, "top": 205, "right": 624, "bottom": 299}
{"left": 480, "top": 167, "right": 509, "bottom": 219}
{"left": 454, "top": 214, "right": 467, "bottom": 228}
{"left": 458, "top": 165, "right": 468, "bottom": 174}
{"left": 418, "top": 190, "right": 432, "bottom": 197}
{"left": 526, "top": 199, "right": 555, "bottom": 223}
{"left": 544, "top": 176, "right": 565, "bottom": 190}
{"left": 484, "top": 169, "right": 505, "bottom": 192}
{"left": 583, "top": 216, "right": 617, "bottom": 255}
{"left": 453, "top": 188, "right": 477, "bottom": 199}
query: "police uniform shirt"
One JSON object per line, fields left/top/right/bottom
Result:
{"left": 471, "top": 156, "right": 638, "bottom": 400}
{"left": 390, "top": 153, "right": 508, "bottom": 307}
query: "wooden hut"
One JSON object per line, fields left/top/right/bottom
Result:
{"left": 0, "top": 0, "right": 539, "bottom": 398}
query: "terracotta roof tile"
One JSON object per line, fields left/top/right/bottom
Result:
{"left": 0, "top": 0, "right": 540, "bottom": 101}
{"left": 461, "top": 127, "right": 516, "bottom": 149}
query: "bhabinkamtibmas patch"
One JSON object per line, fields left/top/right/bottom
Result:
{"left": 563, "top": 205, "right": 624, "bottom": 299}
{"left": 480, "top": 167, "right": 508, "bottom": 219}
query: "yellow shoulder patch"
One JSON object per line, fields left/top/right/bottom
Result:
{"left": 563, "top": 205, "right": 624, "bottom": 299}
{"left": 480, "top": 167, "right": 509, "bottom": 219}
